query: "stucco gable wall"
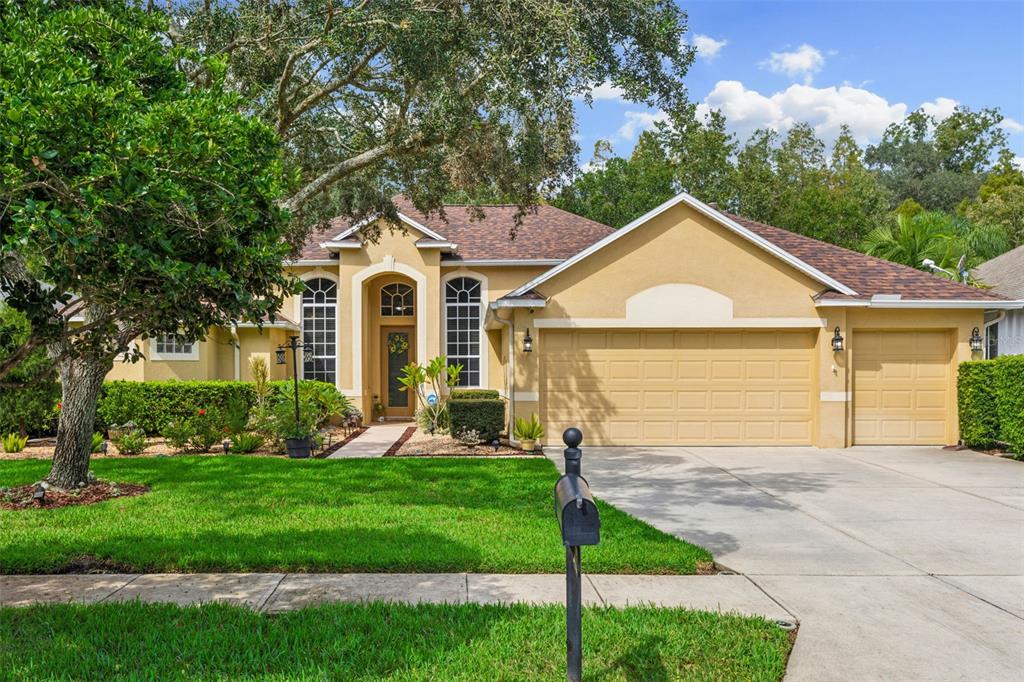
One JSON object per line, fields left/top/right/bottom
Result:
{"left": 532, "top": 203, "right": 825, "bottom": 322}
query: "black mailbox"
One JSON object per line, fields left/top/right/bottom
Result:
{"left": 554, "top": 474, "right": 600, "bottom": 546}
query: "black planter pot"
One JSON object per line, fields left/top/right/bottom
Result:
{"left": 285, "top": 436, "right": 312, "bottom": 459}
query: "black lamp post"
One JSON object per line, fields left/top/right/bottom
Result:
{"left": 276, "top": 335, "right": 315, "bottom": 424}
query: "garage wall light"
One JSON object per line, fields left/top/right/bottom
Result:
{"left": 969, "top": 327, "right": 983, "bottom": 353}
{"left": 831, "top": 327, "right": 844, "bottom": 353}
{"left": 522, "top": 328, "right": 534, "bottom": 353}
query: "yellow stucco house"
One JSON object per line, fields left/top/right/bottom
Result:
{"left": 108, "top": 193, "right": 1023, "bottom": 448}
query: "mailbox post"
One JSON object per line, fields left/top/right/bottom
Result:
{"left": 554, "top": 427, "right": 600, "bottom": 682}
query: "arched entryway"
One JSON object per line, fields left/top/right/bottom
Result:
{"left": 370, "top": 274, "right": 417, "bottom": 419}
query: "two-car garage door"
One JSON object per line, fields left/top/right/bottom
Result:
{"left": 541, "top": 330, "right": 816, "bottom": 446}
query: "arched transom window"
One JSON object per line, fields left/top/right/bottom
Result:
{"left": 302, "top": 278, "right": 337, "bottom": 384}
{"left": 380, "top": 283, "right": 414, "bottom": 316}
{"left": 444, "top": 277, "right": 482, "bottom": 387}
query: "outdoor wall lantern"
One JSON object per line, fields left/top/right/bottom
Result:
{"left": 831, "top": 327, "right": 845, "bottom": 353}
{"left": 522, "top": 328, "right": 534, "bottom": 353}
{"left": 275, "top": 347, "right": 286, "bottom": 365}
{"left": 970, "top": 327, "right": 984, "bottom": 353}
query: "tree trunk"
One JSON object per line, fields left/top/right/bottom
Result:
{"left": 46, "top": 353, "right": 108, "bottom": 489}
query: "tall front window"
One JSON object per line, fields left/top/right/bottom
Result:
{"left": 302, "top": 278, "right": 337, "bottom": 384}
{"left": 445, "top": 277, "right": 482, "bottom": 387}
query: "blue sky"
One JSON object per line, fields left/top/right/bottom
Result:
{"left": 574, "top": 1, "right": 1024, "bottom": 166}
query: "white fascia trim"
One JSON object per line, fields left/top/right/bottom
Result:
{"left": 321, "top": 240, "right": 363, "bottom": 250}
{"left": 288, "top": 259, "right": 339, "bottom": 266}
{"left": 506, "top": 191, "right": 858, "bottom": 298}
{"left": 817, "top": 299, "right": 1024, "bottom": 309}
{"left": 489, "top": 299, "right": 547, "bottom": 309}
{"left": 416, "top": 240, "right": 457, "bottom": 250}
{"left": 533, "top": 317, "right": 825, "bottom": 329}
{"left": 331, "top": 211, "right": 448, "bottom": 243}
{"left": 234, "top": 321, "right": 300, "bottom": 331}
{"left": 446, "top": 259, "right": 564, "bottom": 266}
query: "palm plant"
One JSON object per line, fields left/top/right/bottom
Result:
{"left": 861, "top": 212, "right": 964, "bottom": 272}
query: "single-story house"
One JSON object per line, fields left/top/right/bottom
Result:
{"left": 973, "top": 245, "right": 1024, "bottom": 357}
{"left": 107, "top": 193, "right": 1024, "bottom": 447}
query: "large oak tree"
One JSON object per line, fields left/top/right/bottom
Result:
{"left": 0, "top": 0, "right": 295, "bottom": 487}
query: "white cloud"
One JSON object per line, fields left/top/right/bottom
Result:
{"left": 1000, "top": 117, "right": 1024, "bottom": 134}
{"left": 617, "top": 110, "right": 669, "bottom": 141}
{"left": 696, "top": 80, "right": 907, "bottom": 145}
{"left": 1013, "top": 155, "right": 1024, "bottom": 170}
{"left": 919, "top": 96, "right": 959, "bottom": 121}
{"left": 588, "top": 81, "right": 626, "bottom": 101}
{"left": 692, "top": 34, "right": 727, "bottom": 61}
{"left": 761, "top": 44, "right": 826, "bottom": 84}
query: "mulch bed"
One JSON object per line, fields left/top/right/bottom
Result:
{"left": 383, "top": 426, "right": 418, "bottom": 456}
{"left": 316, "top": 427, "right": 368, "bottom": 458}
{"left": 390, "top": 431, "right": 541, "bottom": 457}
{"left": 0, "top": 481, "right": 150, "bottom": 511}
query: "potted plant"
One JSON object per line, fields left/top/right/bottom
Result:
{"left": 281, "top": 422, "right": 315, "bottom": 458}
{"left": 274, "top": 400, "right": 318, "bottom": 458}
{"left": 514, "top": 413, "right": 545, "bottom": 452}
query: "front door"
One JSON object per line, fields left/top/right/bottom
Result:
{"left": 381, "top": 327, "right": 415, "bottom": 418}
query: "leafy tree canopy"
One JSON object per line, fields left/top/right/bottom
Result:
{"left": 0, "top": 0, "right": 294, "bottom": 368}
{"left": 864, "top": 106, "right": 1009, "bottom": 212}
{"left": 172, "top": 0, "right": 695, "bottom": 236}
{"left": 959, "top": 154, "right": 1024, "bottom": 247}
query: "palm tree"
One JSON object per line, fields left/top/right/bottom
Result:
{"left": 862, "top": 212, "right": 966, "bottom": 275}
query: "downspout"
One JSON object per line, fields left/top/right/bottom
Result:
{"left": 491, "top": 306, "right": 516, "bottom": 442}
{"left": 230, "top": 324, "right": 241, "bottom": 380}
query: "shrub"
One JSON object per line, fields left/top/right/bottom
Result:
{"left": 416, "top": 403, "right": 449, "bottom": 434}
{"left": 0, "top": 306, "right": 60, "bottom": 437}
{"left": 448, "top": 398, "right": 504, "bottom": 442}
{"left": 513, "top": 413, "right": 545, "bottom": 441}
{"left": 957, "top": 355, "right": 1024, "bottom": 457}
{"left": 958, "top": 361, "right": 1000, "bottom": 448}
{"left": 160, "top": 408, "right": 226, "bottom": 454}
{"left": 1, "top": 433, "right": 29, "bottom": 453}
{"left": 112, "top": 430, "right": 147, "bottom": 456}
{"left": 96, "top": 379, "right": 346, "bottom": 435}
{"left": 994, "top": 355, "right": 1024, "bottom": 456}
{"left": 450, "top": 389, "right": 500, "bottom": 400}
{"left": 99, "top": 381, "right": 256, "bottom": 434}
{"left": 91, "top": 432, "right": 105, "bottom": 454}
{"left": 229, "top": 432, "right": 265, "bottom": 454}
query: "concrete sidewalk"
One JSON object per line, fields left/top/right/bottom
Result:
{"left": 326, "top": 422, "right": 409, "bottom": 458}
{"left": 0, "top": 572, "right": 793, "bottom": 621}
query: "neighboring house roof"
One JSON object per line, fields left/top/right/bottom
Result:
{"left": 973, "top": 245, "right": 1024, "bottom": 299}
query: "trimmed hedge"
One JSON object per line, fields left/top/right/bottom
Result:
{"left": 993, "top": 356, "right": 1024, "bottom": 455}
{"left": 97, "top": 379, "right": 343, "bottom": 434}
{"left": 957, "top": 361, "right": 1000, "bottom": 448}
{"left": 450, "top": 389, "right": 501, "bottom": 400}
{"left": 958, "top": 355, "right": 1024, "bottom": 455}
{"left": 448, "top": 398, "right": 505, "bottom": 442}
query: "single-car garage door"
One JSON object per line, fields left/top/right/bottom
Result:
{"left": 541, "top": 329, "right": 815, "bottom": 445}
{"left": 853, "top": 331, "right": 953, "bottom": 445}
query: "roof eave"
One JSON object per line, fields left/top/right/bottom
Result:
{"left": 816, "top": 298, "right": 1023, "bottom": 309}
{"left": 489, "top": 298, "right": 548, "bottom": 309}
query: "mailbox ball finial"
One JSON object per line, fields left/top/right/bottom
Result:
{"left": 563, "top": 427, "right": 583, "bottom": 449}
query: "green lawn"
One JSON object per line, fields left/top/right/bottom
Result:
{"left": 0, "top": 456, "right": 711, "bottom": 574}
{"left": 0, "top": 601, "right": 791, "bottom": 681}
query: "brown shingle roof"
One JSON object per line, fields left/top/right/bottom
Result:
{"left": 298, "top": 223, "right": 343, "bottom": 260}
{"left": 973, "top": 245, "right": 1024, "bottom": 299}
{"left": 391, "top": 197, "right": 615, "bottom": 261}
{"left": 723, "top": 212, "right": 1005, "bottom": 301}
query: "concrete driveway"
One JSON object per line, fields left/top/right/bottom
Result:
{"left": 573, "top": 445, "right": 1024, "bottom": 681}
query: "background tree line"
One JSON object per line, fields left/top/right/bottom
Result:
{"left": 552, "top": 105, "right": 1023, "bottom": 276}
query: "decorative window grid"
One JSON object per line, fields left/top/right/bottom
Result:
{"left": 445, "top": 277, "right": 482, "bottom": 387}
{"left": 155, "top": 334, "right": 193, "bottom": 356}
{"left": 381, "top": 283, "right": 414, "bottom": 316}
{"left": 302, "top": 278, "right": 337, "bottom": 384}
